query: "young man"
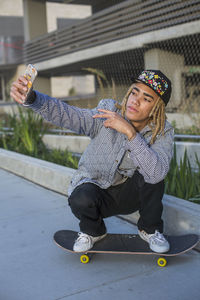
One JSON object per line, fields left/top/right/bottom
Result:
{"left": 10, "top": 69, "right": 174, "bottom": 254}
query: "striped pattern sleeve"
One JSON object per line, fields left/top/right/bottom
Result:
{"left": 28, "top": 91, "right": 116, "bottom": 138}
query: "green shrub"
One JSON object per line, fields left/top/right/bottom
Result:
{"left": 0, "top": 108, "right": 79, "bottom": 169}
{"left": 165, "top": 145, "right": 200, "bottom": 203}
{"left": 0, "top": 107, "right": 47, "bottom": 156}
{"left": 40, "top": 148, "right": 79, "bottom": 169}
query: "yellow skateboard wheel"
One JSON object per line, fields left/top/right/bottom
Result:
{"left": 157, "top": 257, "right": 167, "bottom": 267}
{"left": 80, "top": 254, "right": 90, "bottom": 264}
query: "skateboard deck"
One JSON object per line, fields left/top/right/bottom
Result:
{"left": 53, "top": 230, "right": 199, "bottom": 267}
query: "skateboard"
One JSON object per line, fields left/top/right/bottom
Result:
{"left": 53, "top": 230, "right": 199, "bottom": 267}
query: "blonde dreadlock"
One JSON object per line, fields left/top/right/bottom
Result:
{"left": 115, "top": 83, "right": 166, "bottom": 144}
{"left": 148, "top": 96, "right": 166, "bottom": 144}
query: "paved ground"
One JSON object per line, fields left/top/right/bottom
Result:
{"left": 0, "top": 168, "right": 200, "bottom": 300}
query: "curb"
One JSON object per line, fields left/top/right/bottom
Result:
{"left": 0, "top": 148, "right": 75, "bottom": 195}
{"left": 0, "top": 148, "right": 199, "bottom": 250}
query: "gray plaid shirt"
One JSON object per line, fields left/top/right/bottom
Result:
{"left": 28, "top": 91, "right": 174, "bottom": 196}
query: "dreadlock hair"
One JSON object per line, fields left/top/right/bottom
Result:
{"left": 115, "top": 83, "right": 166, "bottom": 144}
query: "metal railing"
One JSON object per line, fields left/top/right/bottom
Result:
{"left": 174, "top": 134, "right": 200, "bottom": 140}
{"left": 1, "top": 127, "right": 200, "bottom": 141}
{"left": 24, "top": 0, "right": 200, "bottom": 64}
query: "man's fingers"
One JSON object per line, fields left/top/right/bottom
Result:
{"left": 11, "top": 86, "right": 26, "bottom": 99}
{"left": 19, "top": 75, "right": 28, "bottom": 85}
{"left": 10, "top": 91, "right": 24, "bottom": 104}
{"left": 97, "top": 109, "right": 112, "bottom": 113}
{"left": 93, "top": 113, "right": 109, "bottom": 119}
{"left": 12, "top": 76, "right": 28, "bottom": 95}
{"left": 12, "top": 81, "right": 28, "bottom": 93}
{"left": 10, "top": 83, "right": 26, "bottom": 101}
{"left": 10, "top": 75, "right": 30, "bottom": 104}
{"left": 93, "top": 110, "right": 116, "bottom": 119}
{"left": 10, "top": 76, "right": 29, "bottom": 104}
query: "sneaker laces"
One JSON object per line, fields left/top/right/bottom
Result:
{"left": 150, "top": 230, "right": 166, "bottom": 245}
{"left": 75, "top": 232, "right": 92, "bottom": 245}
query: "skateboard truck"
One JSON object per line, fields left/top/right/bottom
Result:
{"left": 80, "top": 253, "right": 168, "bottom": 267}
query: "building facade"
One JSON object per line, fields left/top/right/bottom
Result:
{"left": 1, "top": 0, "right": 200, "bottom": 124}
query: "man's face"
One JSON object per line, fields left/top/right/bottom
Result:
{"left": 125, "top": 82, "right": 159, "bottom": 131}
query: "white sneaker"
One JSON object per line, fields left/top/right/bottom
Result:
{"left": 73, "top": 232, "right": 107, "bottom": 252}
{"left": 138, "top": 229, "right": 170, "bottom": 253}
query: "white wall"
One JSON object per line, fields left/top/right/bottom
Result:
{"left": 46, "top": 2, "right": 91, "bottom": 32}
{"left": 51, "top": 75, "right": 95, "bottom": 98}
{"left": 0, "top": 0, "right": 91, "bottom": 26}
{"left": 0, "top": 0, "right": 23, "bottom": 16}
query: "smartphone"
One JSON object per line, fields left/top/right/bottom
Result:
{"left": 22, "top": 64, "right": 38, "bottom": 103}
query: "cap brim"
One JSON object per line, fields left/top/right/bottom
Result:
{"left": 130, "top": 77, "right": 166, "bottom": 104}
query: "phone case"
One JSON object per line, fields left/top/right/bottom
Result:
{"left": 22, "top": 64, "right": 38, "bottom": 103}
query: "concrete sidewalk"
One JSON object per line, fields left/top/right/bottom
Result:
{"left": 0, "top": 168, "right": 200, "bottom": 300}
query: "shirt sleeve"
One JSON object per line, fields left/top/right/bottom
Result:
{"left": 26, "top": 91, "right": 116, "bottom": 139}
{"left": 126, "top": 127, "right": 174, "bottom": 184}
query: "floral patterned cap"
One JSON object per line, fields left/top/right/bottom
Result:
{"left": 131, "top": 70, "right": 172, "bottom": 105}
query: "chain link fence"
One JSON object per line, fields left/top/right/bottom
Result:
{"left": 23, "top": 0, "right": 200, "bottom": 128}
{"left": 52, "top": 1, "right": 199, "bottom": 128}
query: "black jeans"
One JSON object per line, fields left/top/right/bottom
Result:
{"left": 68, "top": 171, "right": 164, "bottom": 236}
